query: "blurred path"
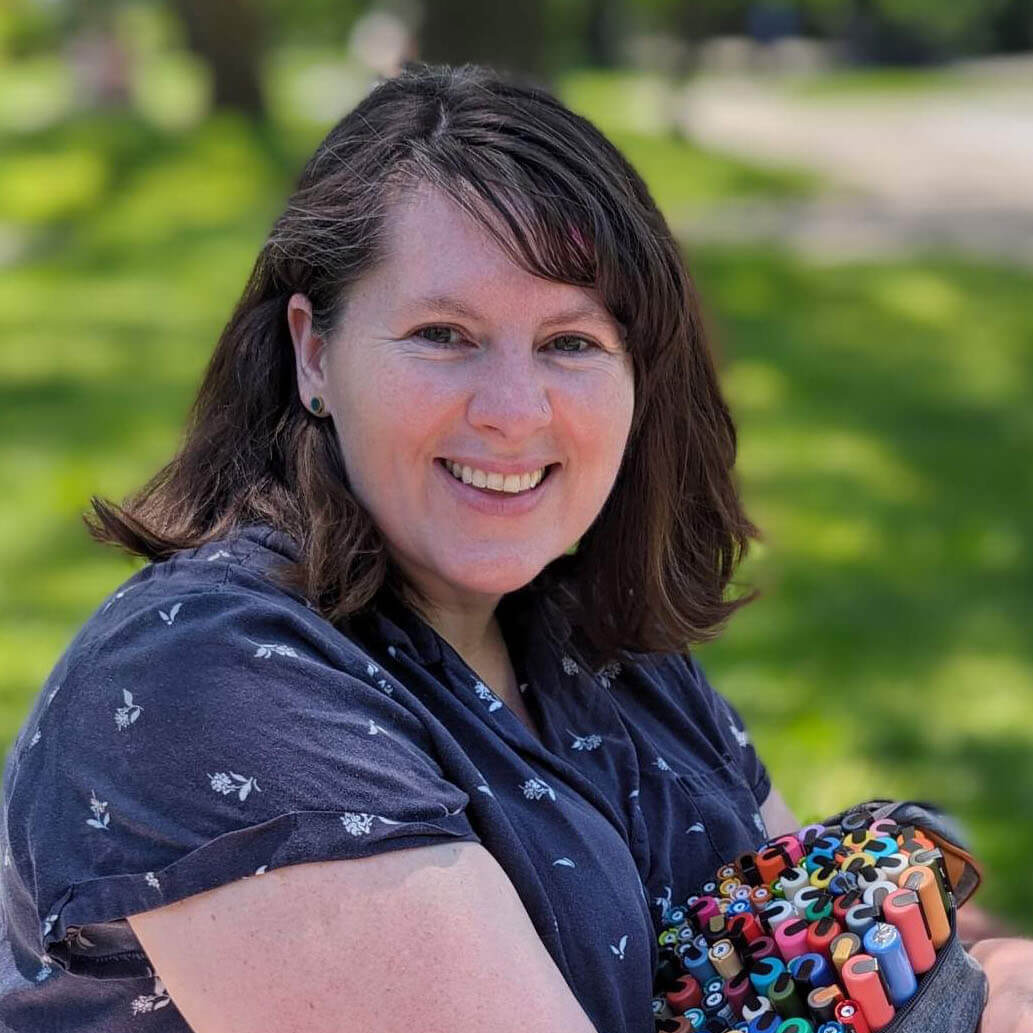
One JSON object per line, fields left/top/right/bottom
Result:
{"left": 675, "top": 63, "right": 1033, "bottom": 266}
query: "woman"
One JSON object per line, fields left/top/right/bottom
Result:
{"left": 0, "top": 63, "right": 1025, "bottom": 1033}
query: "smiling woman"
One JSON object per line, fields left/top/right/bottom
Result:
{"left": 0, "top": 63, "right": 774, "bottom": 1033}
{"left": 284, "top": 181, "right": 636, "bottom": 619}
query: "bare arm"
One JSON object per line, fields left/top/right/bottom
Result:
{"left": 758, "top": 785, "right": 800, "bottom": 840}
{"left": 128, "top": 840, "right": 599, "bottom": 1033}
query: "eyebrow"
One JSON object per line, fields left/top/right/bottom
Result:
{"left": 407, "top": 292, "right": 626, "bottom": 338}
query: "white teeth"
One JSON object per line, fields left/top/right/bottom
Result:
{"left": 443, "top": 460, "right": 548, "bottom": 494}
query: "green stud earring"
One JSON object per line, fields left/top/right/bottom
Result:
{"left": 310, "top": 396, "right": 325, "bottom": 416}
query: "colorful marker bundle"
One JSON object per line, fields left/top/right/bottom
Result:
{"left": 652, "top": 808, "right": 956, "bottom": 1033}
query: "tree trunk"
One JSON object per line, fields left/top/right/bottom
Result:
{"left": 171, "top": 0, "right": 266, "bottom": 117}
{"left": 584, "top": 0, "right": 623, "bottom": 67}
{"left": 418, "top": 0, "right": 546, "bottom": 81}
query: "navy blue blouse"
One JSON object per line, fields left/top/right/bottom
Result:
{"left": 0, "top": 524, "right": 770, "bottom": 1032}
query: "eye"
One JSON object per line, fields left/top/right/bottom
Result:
{"left": 413, "top": 325, "right": 468, "bottom": 348}
{"left": 547, "top": 334, "right": 598, "bottom": 354}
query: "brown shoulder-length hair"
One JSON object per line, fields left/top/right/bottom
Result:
{"left": 87, "top": 61, "right": 761, "bottom": 667}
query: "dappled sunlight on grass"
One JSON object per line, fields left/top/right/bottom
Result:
{"left": 693, "top": 246, "right": 1032, "bottom": 929}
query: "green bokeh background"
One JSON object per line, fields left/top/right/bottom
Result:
{"left": 1, "top": 40, "right": 1031, "bottom": 932}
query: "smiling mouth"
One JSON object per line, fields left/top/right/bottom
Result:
{"left": 437, "top": 458, "right": 558, "bottom": 495}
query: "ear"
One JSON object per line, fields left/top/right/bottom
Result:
{"left": 286, "top": 293, "right": 331, "bottom": 414}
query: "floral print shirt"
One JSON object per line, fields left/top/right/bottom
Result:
{"left": 0, "top": 525, "right": 770, "bottom": 1032}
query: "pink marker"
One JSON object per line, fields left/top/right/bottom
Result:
{"left": 774, "top": 917, "right": 811, "bottom": 963}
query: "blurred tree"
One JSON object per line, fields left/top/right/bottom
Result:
{"left": 802, "top": 0, "right": 1021, "bottom": 61}
{"left": 584, "top": 0, "right": 624, "bottom": 66}
{"left": 169, "top": 0, "right": 265, "bottom": 115}
{"left": 988, "top": 0, "right": 1033, "bottom": 51}
{"left": 417, "top": 0, "right": 546, "bottom": 80}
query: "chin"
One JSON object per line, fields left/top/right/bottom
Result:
{"left": 441, "top": 558, "right": 548, "bottom": 598}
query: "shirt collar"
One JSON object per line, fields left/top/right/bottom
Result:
{"left": 371, "top": 581, "right": 573, "bottom": 674}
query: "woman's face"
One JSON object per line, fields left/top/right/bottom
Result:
{"left": 290, "top": 184, "right": 635, "bottom": 613}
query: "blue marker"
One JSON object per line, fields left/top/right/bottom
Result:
{"left": 682, "top": 1007, "right": 706, "bottom": 1030}
{"left": 748, "top": 1012, "right": 782, "bottom": 1033}
{"left": 729, "top": 899, "right": 753, "bottom": 916}
{"left": 680, "top": 942, "right": 717, "bottom": 984}
{"left": 816, "top": 1024, "right": 845, "bottom": 1033}
{"left": 864, "top": 922, "right": 918, "bottom": 1006}
{"left": 749, "top": 955, "right": 787, "bottom": 997}
{"left": 788, "top": 952, "right": 834, "bottom": 989}
{"left": 864, "top": 836, "right": 899, "bottom": 860}
{"left": 828, "top": 872, "right": 857, "bottom": 896}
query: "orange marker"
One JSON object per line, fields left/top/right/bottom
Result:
{"left": 900, "top": 866, "right": 950, "bottom": 949}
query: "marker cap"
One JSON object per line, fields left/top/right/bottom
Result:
{"left": 899, "top": 867, "right": 949, "bottom": 950}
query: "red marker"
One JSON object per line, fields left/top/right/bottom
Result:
{"left": 806, "top": 916, "right": 843, "bottom": 959}
{"left": 842, "top": 954, "right": 895, "bottom": 1031}
{"left": 742, "top": 934, "right": 778, "bottom": 965}
{"left": 666, "top": 973, "right": 702, "bottom": 1013}
{"left": 724, "top": 969, "right": 753, "bottom": 1016}
{"left": 836, "top": 997, "right": 873, "bottom": 1033}
{"left": 883, "top": 887, "right": 937, "bottom": 972}
{"left": 728, "top": 911, "right": 764, "bottom": 946}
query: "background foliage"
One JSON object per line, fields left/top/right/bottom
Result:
{"left": 1, "top": 1, "right": 1031, "bottom": 932}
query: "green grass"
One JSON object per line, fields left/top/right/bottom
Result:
{"left": 691, "top": 247, "right": 1033, "bottom": 930}
{"left": 1, "top": 83, "right": 1031, "bottom": 931}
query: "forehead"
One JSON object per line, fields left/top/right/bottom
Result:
{"left": 372, "top": 183, "right": 612, "bottom": 322}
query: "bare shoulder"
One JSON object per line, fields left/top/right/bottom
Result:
{"left": 129, "top": 841, "right": 598, "bottom": 1033}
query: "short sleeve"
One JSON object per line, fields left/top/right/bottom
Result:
{"left": 685, "top": 655, "right": 771, "bottom": 809}
{"left": 4, "top": 579, "right": 480, "bottom": 978}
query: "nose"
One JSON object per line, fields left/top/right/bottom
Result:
{"left": 465, "top": 342, "right": 553, "bottom": 440}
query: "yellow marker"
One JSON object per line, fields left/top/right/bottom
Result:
{"left": 840, "top": 851, "right": 876, "bottom": 874}
{"left": 719, "top": 878, "right": 742, "bottom": 898}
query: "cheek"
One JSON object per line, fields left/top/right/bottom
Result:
{"left": 332, "top": 361, "right": 453, "bottom": 462}
{"left": 565, "top": 368, "right": 635, "bottom": 464}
